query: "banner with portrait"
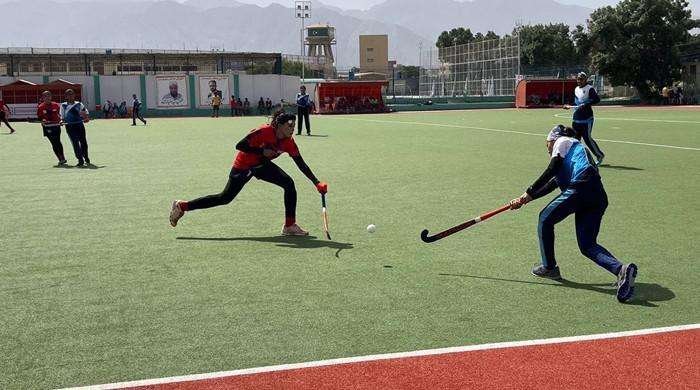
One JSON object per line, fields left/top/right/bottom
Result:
{"left": 155, "top": 75, "right": 189, "bottom": 109}
{"left": 198, "top": 75, "right": 230, "bottom": 108}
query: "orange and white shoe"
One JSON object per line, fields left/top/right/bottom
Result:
{"left": 170, "top": 200, "right": 185, "bottom": 227}
{"left": 281, "top": 223, "right": 309, "bottom": 236}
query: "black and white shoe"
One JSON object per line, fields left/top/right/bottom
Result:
{"left": 616, "top": 263, "right": 638, "bottom": 303}
{"left": 531, "top": 264, "right": 562, "bottom": 280}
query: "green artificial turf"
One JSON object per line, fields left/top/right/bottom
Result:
{"left": 1, "top": 107, "right": 698, "bottom": 389}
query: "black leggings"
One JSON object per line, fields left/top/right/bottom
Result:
{"left": 66, "top": 123, "right": 89, "bottom": 162}
{"left": 187, "top": 162, "right": 297, "bottom": 218}
{"left": 297, "top": 108, "right": 310, "bottom": 134}
{"left": 43, "top": 127, "right": 65, "bottom": 161}
{"left": 133, "top": 109, "right": 146, "bottom": 124}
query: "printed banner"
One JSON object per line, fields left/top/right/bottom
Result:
{"left": 198, "top": 76, "right": 230, "bottom": 108}
{"left": 156, "top": 75, "right": 189, "bottom": 109}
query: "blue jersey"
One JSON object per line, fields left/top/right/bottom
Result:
{"left": 551, "top": 137, "right": 598, "bottom": 189}
{"left": 573, "top": 84, "right": 600, "bottom": 122}
{"left": 296, "top": 93, "right": 311, "bottom": 109}
{"left": 60, "top": 101, "right": 88, "bottom": 125}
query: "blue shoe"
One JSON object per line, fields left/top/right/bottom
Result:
{"left": 532, "top": 264, "right": 562, "bottom": 280}
{"left": 616, "top": 263, "right": 638, "bottom": 303}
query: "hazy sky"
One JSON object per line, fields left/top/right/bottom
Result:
{"left": 235, "top": 0, "right": 625, "bottom": 11}
{"left": 221, "top": 0, "right": 697, "bottom": 15}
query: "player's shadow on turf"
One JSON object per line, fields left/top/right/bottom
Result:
{"left": 598, "top": 164, "right": 644, "bottom": 171}
{"left": 177, "top": 235, "right": 353, "bottom": 253}
{"left": 304, "top": 134, "right": 329, "bottom": 137}
{"left": 438, "top": 274, "right": 674, "bottom": 307}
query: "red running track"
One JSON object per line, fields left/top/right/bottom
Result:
{"left": 130, "top": 329, "right": 699, "bottom": 390}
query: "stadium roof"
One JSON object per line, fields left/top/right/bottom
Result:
{"left": 0, "top": 47, "right": 280, "bottom": 56}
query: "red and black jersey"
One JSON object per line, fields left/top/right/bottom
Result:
{"left": 37, "top": 102, "right": 61, "bottom": 125}
{"left": 233, "top": 125, "right": 300, "bottom": 170}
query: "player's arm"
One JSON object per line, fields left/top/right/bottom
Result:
{"left": 588, "top": 87, "right": 601, "bottom": 106}
{"left": 510, "top": 156, "right": 563, "bottom": 209}
{"left": 291, "top": 155, "right": 327, "bottom": 193}
{"left": 527, "top": 156, "right": 563, "bottom": 198}
{"left": 235, "top": 132, "right": 265, "bottom": 154}
{"left": 80, "top": 103, "right": 90, "bottom": 121}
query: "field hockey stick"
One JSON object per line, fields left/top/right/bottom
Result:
{"left": 321, "top": 193, "right": 331, "bottom": 240}
{"left": 420, "top": 204, "right": 511, "bottom": 243}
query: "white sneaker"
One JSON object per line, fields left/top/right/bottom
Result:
{"left": 170, "top": 200, "right": 185, "bottom": 227}
{"left": 281, "top": 224, "right": 309, "bottom": 236}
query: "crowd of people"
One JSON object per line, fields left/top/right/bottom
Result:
{"left": 320, "top": 95, "right": 384, "bottom": 114}
{"left": 101, "top": 100, "right": 128, "bottom": 118}
{"left": 226, "top": 96, "right": 277, "bottom": 117}
{"left": 661, "top": 84, "right": 695, "bottom": 105}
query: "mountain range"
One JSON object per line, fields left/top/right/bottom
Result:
{"left": 1, "top": 0, "right": 595, "bottom": 66}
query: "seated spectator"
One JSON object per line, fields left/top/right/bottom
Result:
{"left": 102, "top": 101, "right": 111, "bottom": 118}
{"left": 118, "top": 101, "right": 127, "bottom": 117}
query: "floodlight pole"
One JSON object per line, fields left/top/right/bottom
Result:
{"left": 295, "top": 1, "right": 311, "bottom": 82}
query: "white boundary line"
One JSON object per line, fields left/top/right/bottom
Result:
{"left": 338, "top": 117, "right": 700, "bottom": 151}
{"left": 61, "top": 324, "right": 699, "bottom": 390}
{"left": 552, "top": 112, "right": 700, "bottom": 124}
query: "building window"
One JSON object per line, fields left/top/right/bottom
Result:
{"left": 367, "top": 48, "right": 374, "bottom": 52}
{"left": 367, "top": 58, "right": 374, "bottom": 63}
{"left": 691, "top": 64, "right": 697, "bottom": 75}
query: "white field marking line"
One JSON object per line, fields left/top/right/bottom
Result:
{"left": 552, "top": 112, "right": 700, "bottom": 124}
{"left": 61, "top": 324, "right": 700, "bottom": 390}
{"left": 338, "top": 117, "right": 700, "bottom": 151}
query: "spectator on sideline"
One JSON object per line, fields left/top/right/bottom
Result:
{"left": 211, "top": 92, "right": 222, "bottom": 118}
{"left": 230, "top": 95, "right": 236, "bottom": 116}
{"left": 258, "top": 97, "right": 265, "bottom": 115}
{"left": 265, "top": 98, "right": 272, "bottom": 115}
{"left": 243, "top": 98, "right": 250, "bottom": 115}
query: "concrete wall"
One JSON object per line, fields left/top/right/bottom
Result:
{"left": 100, "top": 76, "right": 140, "bottom": 108}
{"left": 238, "top": 74, "right": 300, "bottom": 104}
{"left": 1, "top": 73, "right": 303, "bottom": 117}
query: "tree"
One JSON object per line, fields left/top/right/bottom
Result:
{"left": 484, "top": 31, "right": 500, "bottom": 41}
{"left": 516, "top": 23, "right": 578, "bottom": 69}
{"left": 571, "top": 25, "right": 592, "bottom": 65}
{"left": 281, "top": 60, "right": 303, "bottom": 76}
{"left": 400, "top": 65, "right": 420, "bottom": 79}
{"left": 588, "top": 0, "right": 694, "bottom": 101}
{"left": 436, "top": 28, "right": 475, "bottom": 48}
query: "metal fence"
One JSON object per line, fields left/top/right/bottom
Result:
{"left": 419, "top": 35, "right": 520, "bottom": 97}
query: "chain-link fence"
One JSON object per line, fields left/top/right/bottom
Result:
{"left": 419, "top": 36, "right": 520, "bottom": 97}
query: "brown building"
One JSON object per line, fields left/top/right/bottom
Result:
{"left": 0, "top": 48, "right": 283, "bottom": 76}
{"left": 359, "top": 35, "right": 388, "bottom": 77}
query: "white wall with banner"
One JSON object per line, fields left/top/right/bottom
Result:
{"left": 238, "top": 74, "right": 300, "bottom": 105}
{"left": 197, "top": 75, "right": 230, "bottom": 108}
{"left": 154, "top": 75, "right": 188, "bottom": 109}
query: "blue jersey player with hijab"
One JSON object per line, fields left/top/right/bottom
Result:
{"left": 509, "top": 125, "right": 637, "bottom": 303}
{"left": 564, "top": 72, "right": 604, "bottom": 166}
